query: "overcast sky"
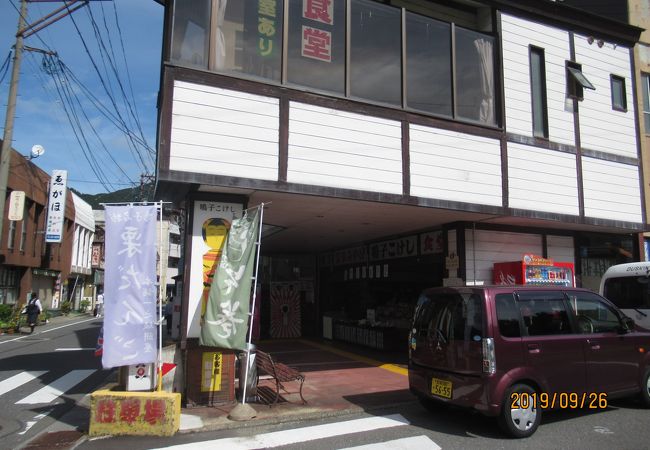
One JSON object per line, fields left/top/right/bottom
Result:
{"left": 0, "top": 0, "right": 163, "bottom": 195}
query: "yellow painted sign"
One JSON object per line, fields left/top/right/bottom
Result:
{"left": 201, "top": 351, "right": 223, "bottom": 392}
{"left": 89, "top": 390, "right": 180, "bottom": 437}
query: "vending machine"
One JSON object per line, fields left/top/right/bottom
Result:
{"left": 493, "top": 254, "right": 575, "bottom": 287}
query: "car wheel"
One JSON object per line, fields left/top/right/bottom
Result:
{"left": 498, "top": 383, "right": 542, "bottom": 438}
{"left": 418, "top": 396, "right": 446, "bottom": 413}
{"left": 641, "top": 369, "right": 650, "bottom": 408}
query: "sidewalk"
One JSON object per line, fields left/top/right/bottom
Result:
{"left": 20, "top": 332, "right": 416, "bottom": 448}
{"left": 178, "top": 338, "right": 414, "bottom": 433}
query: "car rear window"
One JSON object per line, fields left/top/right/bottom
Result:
{"left": 414, "top": 290, "right": 484, "bottom": 342}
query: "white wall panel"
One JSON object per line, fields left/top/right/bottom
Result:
{"left": 288, "top": 102, "right": 402, "bottom": 193}
{"left": 465, "top": 229, "right": 543, "bottom": 285}
{"left": 582, "top": 157, "right": 642, "bottom": 222}
{"left": 501, "top": 14, "right": 574, "bottom": 145}
{"left": 410, "top": 125, "right": 502, "bottom": 206}
{"left": 508, "top": 142, "right": 579, "bottom": 215}
{"left": 169, "top": 81, "right": 279, "bottom": 180}
{"left": 574, "top": 35, "right": 637, "bottom": 157}
{"left": 546, "top": 235, "right": 575, "bottom": 265}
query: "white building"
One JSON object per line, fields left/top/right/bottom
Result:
{"left": 69, "top": 193, "right": 95, "bottom": 310}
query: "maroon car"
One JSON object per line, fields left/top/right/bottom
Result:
{"left": 408, "top": 286, "right": 650, "bottom": 438}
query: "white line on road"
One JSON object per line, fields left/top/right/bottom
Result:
{"left": 54, "top": 348, "right": 95, "bottom": 352}
{"left": 18, "top": 410, "right": 52, "bottom": 435}
{"left": 0, "top": 371, "right": 47, "bottom": 397}
{"left": 341, "top": 435, "right": 441, "bottom": 450}
{"left": 16, "top": 369, "right": 96, "bottom": 404}
{"left": 151, "top": 414, "right": 410, "bottom": 450}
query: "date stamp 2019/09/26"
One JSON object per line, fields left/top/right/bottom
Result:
{"left": 511, "top": 392, "right": 608, "bottom": 410}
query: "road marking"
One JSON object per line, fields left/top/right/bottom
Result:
{"left": 0, "top": 317, "right": 97, "bottom": 345}
{"left": 341, "top": 436, "right": 441, "bottom": 450}
{"left": 0, "top": 371, "right": 47, "bottom": 397}
{"left": 55, "top": 348, "right": 95, "bottom": 352}
{"left": 16, "top": 370, "right": 95, "bottom": 404}
{"left": 18, "top": 410, "right": 52, "bottom": 435}
{"left": 151, "top": 414, "right": 410, "bottom": 449}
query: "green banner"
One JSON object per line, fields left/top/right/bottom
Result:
{"left": 200, "top": 207, "right": 260, "bottom": 350}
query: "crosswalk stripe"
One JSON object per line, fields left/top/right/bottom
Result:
{"left": 151, "top": 414, "right": 410, "bottom": 450}
{"left": 341, "top": 435, "right": 441, "bottom": 450}
{"left": 16, "top": 369, "right": 95, "bottom": 404}
{"left": 0, "top": 371, "right": 47, "bottom": 397}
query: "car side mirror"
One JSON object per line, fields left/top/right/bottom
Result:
{"left": 620, "top": 316, "right": 635, "bottom": 333}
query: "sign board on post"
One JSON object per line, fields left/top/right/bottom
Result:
{"left": 126, "top": 363, "right": 154, "bottom": 391}
{"left": 8, "top": 191, "right": 25, "bottom": 221}
{"left": 45, "top": 170, "right": 68, "bottom": 243}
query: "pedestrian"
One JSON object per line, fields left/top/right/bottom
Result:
{"left": 94, "top": 291, "right": 104, "bottom": 318}
{"left": 26, "top": 293, "right": 42, "bottom": 334}
{"left": 164, "top": 298, "right": 173, "bottom": 335}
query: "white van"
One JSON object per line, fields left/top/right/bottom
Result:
{"left": 599, "top": 262, "right": 650, "bottom": 330}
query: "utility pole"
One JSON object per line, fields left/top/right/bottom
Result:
{"left": 0, "top": 0, "right": 27, "bottom": 250}
{"left": 0, "top": 0, "right": 88, "bottom": 251}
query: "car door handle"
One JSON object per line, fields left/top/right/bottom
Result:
{"left": 586, "top": 339, "right": 600, "bottom": 350}
{"left": 527, "top": 343, "right": 540, "bottom": 354}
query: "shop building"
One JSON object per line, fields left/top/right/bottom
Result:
{"left": 154, "top": 0, "right": 646, "bottom": 396}
{"left": 0, "top": 143, "right": 74, "bottom": 309}
{"left": 67, "top": 193, "right": 95, "bottom": 311}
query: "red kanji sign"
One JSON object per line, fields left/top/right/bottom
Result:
{"left": 302, "top": 26, "right": 331, "bottom": 62}
{"left": 303, "top": 0, "right": 333, "bottom": 24}
{"left": 143, "top": 399, "right": 165, "bottom": 425}
{"left": 96, "top": 399, "right": 116, "bottom": 424}
{"left": 119, "top": 398, "right": 141, "bottom": 424}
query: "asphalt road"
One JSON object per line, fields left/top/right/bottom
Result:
{"left": 0, "top": 316, "right": 111, "bottom": 450}
{"left": 78, "top": 394, "right": 650, "bottom": 450}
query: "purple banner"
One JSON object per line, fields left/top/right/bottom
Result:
{"left": 103, "top": 205, "right": 158, "bottom": 369}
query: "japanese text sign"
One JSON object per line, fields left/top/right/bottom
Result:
{"left": 103, "top": 205, "right": 158, "bottom": 369}
{"left": 45, "top": 170, "right": 68, "bottom": 243}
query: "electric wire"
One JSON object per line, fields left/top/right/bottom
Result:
{"left": 0, "top": 51, "right": 11, "bottom": 84}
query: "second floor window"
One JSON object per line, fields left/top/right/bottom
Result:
{"left": 643, "top": 74, "right": 650, "bottom": 133}
{"left": 530, "top": 46, "right": 548, "bottom": 138}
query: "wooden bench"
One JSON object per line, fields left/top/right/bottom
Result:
{"left": 255, "top": 350, "right": 306, "bottom": 406}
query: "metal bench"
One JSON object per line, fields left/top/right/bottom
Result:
{"left": 255, "top": 349, "right": 306, "bottom": 406}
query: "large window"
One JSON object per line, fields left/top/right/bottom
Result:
{"left": 530, "top": 46, "right": 548, "bottom": 138}
{"left": 517, "top": 291, "right": 571, "bottom": 336}
{"left": 405, "top": 12, "right": 452, "bottom": 116}
{"left": 455, "top": 27, "right": 495, "bottom": 125}
{"left": 170, "top": 0, "right": 210, "bottom": 69}
{"left": 350, "top": 0, "right": 402, "bottom": 106}
{"left": 287, "top": 0, "right": 345, "bottom": 94}
{"left": 170, "top": 0, "right": 496, "bottom": 125}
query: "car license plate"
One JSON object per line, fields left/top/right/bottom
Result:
{"left": 431, "top": 378, "right": 452, "bottom": 399}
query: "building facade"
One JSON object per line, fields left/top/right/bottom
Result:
{"left": 0, "top": 143, "right": 75, "bottom": 309}
{"left": 155, "top": 0, "right": 645, "bottom": 364}
{"left": 68, "top": 193, "right": 95, "bottom": 311}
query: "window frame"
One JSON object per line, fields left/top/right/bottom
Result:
{"left": 610, "top": 74, "right": 627, "bottom": 112}
{"left": 529, "top": 45, "right": 549, "bottom": 138}
{"left": 566, "top": 61, "right": 595, "bottom": 101}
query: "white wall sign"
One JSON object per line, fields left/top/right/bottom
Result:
{"left": 8, "top": 191, "right": 25, "bottom": 221}
{"left": 45, "top": 170, "right": 68, "bottom": 243}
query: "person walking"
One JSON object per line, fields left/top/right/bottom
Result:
{"left": 94, "top": 291, "right": 104, "bottom": 318}
{"left": 26, "top": 293, "right": 42, "bottom": 334}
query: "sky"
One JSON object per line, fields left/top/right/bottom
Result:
{"left": 0, "top": 0, "right": 164, "bottom": 195}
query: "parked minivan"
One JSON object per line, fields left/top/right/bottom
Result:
{"left": 599, "top": 262, "right": 650, "bottom": 331}
{"left": 408, "top": 286, "right": 650, "bottom": 438}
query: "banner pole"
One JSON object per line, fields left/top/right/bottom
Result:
{"left": 241, "top": 203, "right": 264, "bottom": 405}
{"left": 156, "top": 200, "right": 164, "bottom": 392}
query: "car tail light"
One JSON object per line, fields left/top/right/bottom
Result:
{"left": 482, "top": 337, "right": 496, "bottom": 374}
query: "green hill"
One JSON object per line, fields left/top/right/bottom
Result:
{"left": 71, "top": 183, "right": 154, "bottom": 210}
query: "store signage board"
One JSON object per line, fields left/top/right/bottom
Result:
{"left": 45, "top": 170, "right": 67, "bottom": 243}
{"left": 8, "top": 191, "right": 25, "bottom": 221}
